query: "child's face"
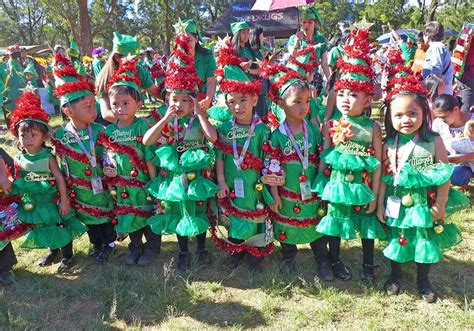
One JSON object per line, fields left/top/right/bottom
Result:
{"left": 168, "top": 92, "right": 193, "bottom": 117}
{"left": 110, "top": 93, "right": 142, "bottom": 123}
{"left": 18, "top": 127, "right": 46, "bottom": 154}
{"left": 336, "top": 89, "right": 371, "bottom": 117}
{"left": 65, "top": 95, "right": 97, "bottom": 125}
{"left": 390, "top": 94, "right": 424, "bottom": 135}
{"left": 432, "top": 106, "right": 460, "bottom": 127}
{"left": 226, "top": 92, "right": 257, "bottom": 123}
{"left": 279, "top": 88, "right": 311, "bottom": 122}
{"left": 465, "top": 120, "right": 474, "bottom": 138}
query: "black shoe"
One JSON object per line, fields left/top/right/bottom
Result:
{"left": 177, "top": 252, "right": 190, "bottom": 272}
{"left": 361, "top": 264, "right": 375, "bottom": 283}
{"left": 0, "top": 271, "right": 15, "bottom": 286}
{"left": 227, "top": 252, "right": 246, "bottom": 270}
{"left": 384, "top": 277, "right": 402, "bottom": 295}
{"left": 317, "top": 260, "right": 335, "bottom": 281}
{"left": 137, "top": 248, "right": 155, "bottom": 266}
{"left": 332, "top": 260, "right": 351, "bottom": 281}
{"left": 419, "top": 283, "right": 437, "bottom": 303}
{"left": 57, "top": 258, "right": 74, "bottom": 273}
{"left": 37, "top": 250, "right": 59, "bottom": 267}
{"left": 248, "top": 256, "right": 263, "bottom": 274}
{"left": 95, "top": 246, "right": 112, "bottom": 264}
{"left": 280, "top": 259, "right": 296, "bottom": 276}
{"left": 124, "top": 246, "right": 141, "bottom": 266}
{"left": 88, "top": 247, "right": 102, "bottom": 259}
{"left": 196, "top": 249, "right": 211, "bottom": 267}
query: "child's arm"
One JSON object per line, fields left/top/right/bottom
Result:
{"left": 366, "top": 123, "right": 383, "bottom": 213}
{"left": 318, "top": 124, "right": 331, "bottom": 173}
{"left": 49, "top": 157, "right": 71, "bottom": 215}
{"left": 432, "top": 136, "right": 450, "bottom": 221}
{"left": 216, "top": 158, "right": 229, "bottom": 199}
{"left": 142, "top": 105, "right": 178, "bottom": 146}
{"left": 194, "top": 97, "right": 217, "bottom": 143}
{"left": 269, "top": 185, "right": 282, "bottom": 213}
{"left": 0, "top": 158, "right": 12, "bottom": 194}
{"left": 376, "top": 144, "right": 389, "bottom": 223}
{"left": 146, "top": 161, "right": 156, "bottom": 180}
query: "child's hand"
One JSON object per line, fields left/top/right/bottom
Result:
{"left": 217, "top": 182, "right": 230, "bottom": 199}
{"left": 59, "top": 197, "right": 71, "bottom": 216}
{"left": 240, "top": 61, "right": 251, "bottom": 72}
{"left": 365, "top": 200, "right": 377, "bottom": 214}
{"left": 431, "top": 202, "right": 446, "bottom": 221}
{"left": 163, "top": 104, "right": 178, "bottom": 122}
{"left": 193, "top": 96, "right": 207, "bottom": 118}
{"left": 269, "top": 196, "right": 282, "bottom": 213}
{"left": 199, "top": 96, "right": 211, "bottom": 112}
{"left": 376, "top": 206, "right": 386, "bottom": 224}
{"left": 0, "top": 177, "right": 12, "bottom": 194}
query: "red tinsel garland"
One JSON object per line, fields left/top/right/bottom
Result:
{"left": 55, "top": 80, "right": 96, "bottom": 100}
{"left": 97, "top": 132, "right": 149, "bottom": 173}
{"left": 73, "top": 201, "right": 113, "bottom": 219}
{"left": 106, "top": 175, "right": 146, "bottom": 188}
{"left": 289, "top": 46, "right": 319, "bottom": 73}
{"left": 54, "top": 65, "right": 80, "bottom": 79}
{"left": 0, "top": 222, "right": 34, "bottom": 241}
{"left": 385, "top": 84, "right": 429, "bottom": 101}
{"left": 54, "top": 53, "right": 70, "bottom": 67}
{"left": 214, "top": 139, "right": 264, "bottom": 171}
{"left": 266, "top": 110, "right": 280, "bottom": 130}
{"left": 150, "top": 64, "right": 165, "bottom": 80}
{"left": 217, "top": 40, "right": 242, "bottom": 67}
{"left": 280, "top": 153, "right": 319, "bottom": 165}
{"left": 218, "top": 197, "right": 268, "bottom": 219}
{"left": 0, "top": 195, "right": 21, "bottom": 207}
{"left": 334, "top": 79, "right": 375, "bottom": 94}
{"left": 165, "top": 61, "right": 201, "bottom": 92}
{"left": 278, "top": 186, "right": 320, "bottom": 203}
{"left": 51, "top": 138, "right": 90, "bottom": 164}
{"left": 67, "top": 176, "right": 92, "bottom": 189}
{"left": 116, "top": 205, "right": 152, "bottom": 218}
{"left": 106, "top": 75, "right": 141, "bottom": 94}
{"left": 336, "top": 59, "right": 374, "bottom": 79}
{"left": 270, "top": 211, "right": 320, "bottom": 227}
{"left": 268, "top": 70, "right": 304, "bottom": 103}
{"left": 219, "top": 78, "right": 261, "bottom": 95}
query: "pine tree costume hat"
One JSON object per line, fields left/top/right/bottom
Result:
{"left": 214, "top": 37, "right": 261, "bottom": 95}
{"left": 66, "top": 39, "right": 80, "bottom": 58}
{"left": 164, "top": 19, "right": 201, "bottom": 94}
{"left": 53, "top": 53, "right": 95, "bottom": 107}
{"left": 23, "top": 62, "right": 38, "bottom": 77}
{"left": 300, "top": 6, "right": 323, "bottom": 26}
{"left": 112, "top": 32, "right": 140, "bottom": 56}
{"left": 287, "top": 45, "right": 319, "bottom": 76}
{"left": 107, "top": 55, "right": 142, "bottom": 94}
{"left": 179, "top": 19, "right": 204, "bottom": 43}
{"left": 9, "top": 90, "right": 49, "bottom": 135}
{"left": 334, "top": 21, "right": 376, "bottom": 95}
{"left": 230, "top": 21, "right": 250, "bottom": 35}
{"left": 260, "top": 61, "right": 305, "bottom": 104}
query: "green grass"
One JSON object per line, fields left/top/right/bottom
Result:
{"left": 0, "top": 111, "right": 473, "bottom": 329}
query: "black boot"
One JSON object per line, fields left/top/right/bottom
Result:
{"left": 137, "top": 248, "right": 156, "bottom": 266}
{"left": 417, "top": 263, "right": 436, "bottom": 303}
{"left": 196, "top": 249, "right": 211, "bottom": 267}
{"left": 124, "top": 245, "right": 141, "bottom": 266}
{"left": 37, "top": 249, "right": 60, "bottom": 267}
{"left": 0, "top": 270, "right": 15, "bottom": 286}
{"left": 57, "top": 258, "right": 74, "bottom": 273}
{"left": 95, "top": 245, "right": 113, "bottom": 264}
{"left": 332, "top": 260, "right": 351, "bottom": 281}
{"left": 227, "top": 252, "right": 246, "bottom": 270}
{"left": 177, "top": 252, "right": 190, "bottom": 271}
{"left": 317, "top": 258, "right": 335, "bottom": 281}
{"left": 88, "top": 246, "right": 102, "bottom": 259}
{"left": 361, "top": 264, "right": 375, "bottom": 283}
{"left": 384, "top": 261, "right": 403, "bottom": 295}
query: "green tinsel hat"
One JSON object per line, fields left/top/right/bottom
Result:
{"left": 66, "top": 38, "right": 80, "bottom": 58}
{"left": 164, "top": 19, "right": 201, "bottom": 94}
{"left": 107, "top": 55, "right": 141, "bottom": 94}
{"left": 260, "top": 61, "right": 305, "bottom": 103}
{"left": 178, "top": 18, "right": 204, "bottom": 43}
{"left": 112, "top": 32, "right": 140, "bottom": 56}
{"left": 230, "top": 21, "right": 250, "bottom": 35}
{"left": 300, "top": 6, "right": 323, "bottom": 26}
{"left": 214, "top": 37, "right": 261, "bottom": 95}
{"left": 334, "top": 19, "right": 376, "bottom": 94}
{"left": 53, "top": 52, "right": 95, "bottom": 107}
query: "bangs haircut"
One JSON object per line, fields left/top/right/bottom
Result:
{"left": 108, "top": 84, "right": 142, "bottom": 102}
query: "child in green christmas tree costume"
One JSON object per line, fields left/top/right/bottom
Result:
{"left": 260, "top": 62, "right": 331, "bottom": 277}
{"left": 9, "top": 91, "right": 87, "bottom": 272}
{"left": 211, "top": 38, "right": 274, "bottom": 273}
{"left": 312, "top": 27, "right": 385, "bottom": 283}
{"left": 98, "top": 56, "right": 159, "bottom": 266}
{"left": 377, "top": 63, "right": 469, "bottom": 303}
{"left": 3, "top": 45, "right": 26, "bottom": 125}
{"left": 143, "top": 23, "right": 219, "bottom": 272}
{"left": 66, "top": 39, "right": 87, "bottom": 77}
{"left": 50, "top": 52, "right": 115, "bottom": 264}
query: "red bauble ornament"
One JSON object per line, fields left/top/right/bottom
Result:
{"left": 161, "top": 170, "right": 167, "bottom": 177}
{"left": 428, "top": 191, "right": 436, "bottom": 199}
{"left": 143, "top": 169, "right": 149, "bottom": 174}
{"left": 398, "top": 236, "right": 408, "bottom": 246}
{"left": 362, "top": 171, "right": 369, "bottom": 178}
{"left": 57, "top": 222, "right": 65, "bottom": 228}
{"left": 293, "top": 205, "right": 301, "bottom": 214}
{"left": 367, "top": 147, "right": 375, "bottom": 155}
{"left": 201, "top": 169, "right": 208, "bottom": 177}
{"left": 323, "top": 168, "right": 331, "bottom": 176}
{"left": 136, "top": 136, "right": 143, "bottom": 143}
{"left": 49, "top": 180, "right": 56, "bottom": 186}
{"left": 241, "top": 163, "right": 248, "bottom": 170}
{"left": 318, "top": 146, "right": 324, "bottom": 153}
{"left": 262, "top": 142, "right": 270, "bottom": 153}
{"left": 203, "top": 146, "right": 209, "bottom": 152}
{"left": 84, "top": 168, "right": 92, "bottom": 176}
{"left": 111, "top": 219, "right": 118, "bottom": 225}
{"left": 121, "top": 192, "right": 129, "bottom": 199}
{"left": 299, "top": 174, "right": 307, "bottom": 182}
{"left": 229, "top": 191, "right": 236, "bottom": 199}
{"left": 278, "top": 232, "right": 287, "bottom": 241}
{"left": 353, "top": 206, "right": 362, "bottom": 212}
{"left": 197, "top": 201, "right": 204, "bottom": 206}
{"left": 69, "top": 191, "right": 76, "bottom": 199}
{"left": 130, "top": 169, "right": 138, "bottom": 177}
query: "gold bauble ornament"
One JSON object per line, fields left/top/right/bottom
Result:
{"left": 186, "top": 171, "right": 197, "bottom": 181}
{"left": 344, "top": 173, "right": 354, "bottom": 183}
{"left": 255, "top": 182, "right": 264, "bottom": 192}
{"left": 110, "top": 189, "right": 117, "bottom": 198}
{"left": 401, "top": 194, "right": 413, "bottom": 207}
{"left": 434, "top": 224, "right": 444, "bottom": 234}
{"left": 317, "top": 208, "right": 326, "bottom": 217}
{"left": 256, "top": 202, "right": 265, "bottom": 210}
{"left": 24, "top": 202, "right": 34, "bottom": 211}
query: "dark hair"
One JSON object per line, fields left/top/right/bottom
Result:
{"left": 14, "top": 120, "right": 49, "bottom": 151}
{"left": 108, "top": 85, "right": 142, "bottom": 102}
{"left": 424, "top": 21, "right": 444, "bottom": 42}
{"left": 189, "top": 33, "right": 212, "bottom": 56}
{"left": 433, "top": 94, "right": 460, "bottom": 112}
{"left": 232, "top": 30, "right": 260, "bottom": 61}
{"left": 250, "top": 27, "right": 264, "bottom": 49}
{"left": 280, "top": 80, "right": 311, "bottom": 100}
{"left": 61, "top": 95, "right": 86, "bottom": 112}
{"left": 423, "top": 74, "right": 444, "bottom": 102}
{"left": 384, "top": 92, "right": 436, "bottom": 142}
{"left": 416, "top": 31, "right": 424, "bottom": 44}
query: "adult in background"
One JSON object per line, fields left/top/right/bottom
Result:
{"left": 411, "top": 32, "right": 428, "bottom": 76}
{"left": 422, "top": 21, "right": 454, "bottom": 94}
{"left": 249, "top": 26, "right": 270, "bottom": 117}
{"left": 387, "top": 23, "right": 417, "bottom": 66}
{"left": 287, "top": 6, "right": 330, "bottom": 81}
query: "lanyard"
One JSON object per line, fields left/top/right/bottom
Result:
{"left": 232, "top": 118, "right": 256, "bottom": 170}
{"left": 284, "top": 120, "right": 309, "bottom": 171}
{"left": 391, "top": 133, "right": 419, "bottom": 187}
{"left": 174, "top": 115, "right": 195, "bottom": 142}
{"left": 65, "top": 122, "right": 97, "bottom": 168}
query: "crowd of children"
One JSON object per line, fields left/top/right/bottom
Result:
{"left": 0, "top": 13, "right": 470, "bottom": 304}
